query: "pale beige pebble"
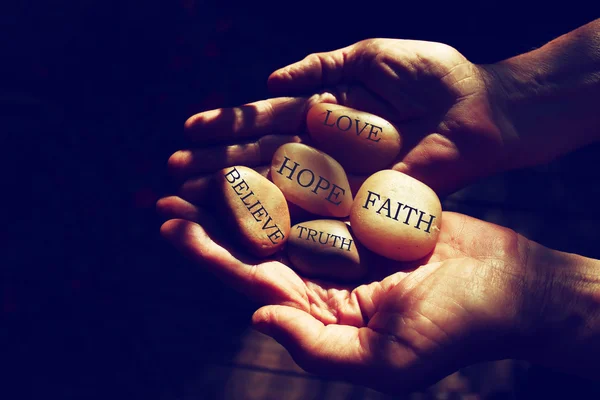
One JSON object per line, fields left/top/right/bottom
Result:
{"left": 270, "top": 143, "right": 353, "bottom": 217}
{"left": 286, "top": 220, "right": 367, "bottom": 281}
{"left": 306, "top": 103, "right": 402, "bottom": 174}
{"left": 350, "top": 170, "right": 442, "bottom": 261}
{"left": 216, "top": 166, "right": 291, "bottom": 257}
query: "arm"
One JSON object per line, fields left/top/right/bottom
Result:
{"left": 517, "top": 243, "right": 600, "bottom": 380}
{"left": 482, "top": 18, "right": 600, "bottom": 169}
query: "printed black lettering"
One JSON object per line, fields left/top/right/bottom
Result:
{"left": 307, "top": 229, "right": 318, "bottom": 242}
{"left": 376, "top": 198, "right": 392, "bottom": 218}
{"left": 268, "top": 229, "right": 285, "bottom": 244}
{"left": 232, "top": 179, "right": 249, "bottom": 195}
{"left": 336, "top": 115, "right": 352, "bottom": 131}
{"left": 363, "top": 190, "right": 380, "bottom": 209}
{"left": 312, "top": 176, "right": 331, "bottom": 195}
{"left": 415, "top": 211, "right": 436, "bottom": 233}
{"left": 297, "top": 169, "right": 315, "bottom": 188}
{"left": 323, "top": 110, "right": 336, "bottom": 127}
{"left": 402, "top": 205, "right": 418, "bottom": 225}
{"left": 366, "top": 125, "right": 382, "bottom": 142}
{"left": 296, "top": 225, "right": 308, "bottom": 239}
{"left": 240, "top": 191, "right": 255, "bottom": 205}
{"left": 261, "top": 216, "right": 277, "bottom": 231}
{"left": 250, "top": 205, "right": 268, "bottom": 221}
{"left": 392, "top": 202, "right": 404, "bottom": 221}
{"left": 354, "top": 120, "right": 370, "bottom": 136}
{"left": 318, "top": 231, "right": 331, "bottom": 245}
{"left": 325, "top": 184, "right": 345, "bottom": 205}
{"left": 224, "top": 167, "right": 241, "bottom": 183}
{"left": 277, "top": 156, "right": 299, "bottom": 180}
{"left": 339, "top": 236, "right": 353, "bottom": 251}
{"left": 331, "top": 234, "right": 341, "bottom": 248}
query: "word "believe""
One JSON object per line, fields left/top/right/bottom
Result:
{"left": 224, "top": 168, "right": 285, "bottom": 244}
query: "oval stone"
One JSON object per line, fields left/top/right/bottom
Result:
{"left": 306, "top": 103, "right": 402, "bottom": 174}
{"left": 286, "top": 220, "right": 367, "bottom": 281}
{"left": 349, "top": 170, "right": 442, "bottom": 261}
{"left": 217, "top": 166, "right": 291, "bottom": 257}
{"left": 271, "top": 143, "right": 353, "bottom": 217}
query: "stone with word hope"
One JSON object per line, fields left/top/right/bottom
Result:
{"left": 217, "top": 166, "right": 291, "bottom": 257}
{"left": 286, "top": 220, "right": 367, "bottom": 281}
{"left": 306, "top": 103, "right": 402, "bottom": 174}
{"left": 271, "top": 143, "right": 353, "bottom": 218}
{"left": 349, "top": 170, "right": 441, "bottom": 261}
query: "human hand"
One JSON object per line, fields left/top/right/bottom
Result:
{"left": 170, "top": 38, "right": 515, "bottom": 200}
{"left": 158, "top": 197, "right": 548, "bottom": 393}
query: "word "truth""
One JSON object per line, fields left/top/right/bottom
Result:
{"left": 295, "top": 225, "right": 353, "bottom": 251}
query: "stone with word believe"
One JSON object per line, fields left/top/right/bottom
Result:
{"left": 271, "top": 143, "right": 353, "bottom": 217}
{"left": 217, "top": 166, "right": 291, "bottom": 257}
{"left": 350, "top": 170, "right": 442, "bottom": 261}
{"left": 306, "top": 103, "right": 402, "bottom": 174}
{"left": 286, "top": 220, "right": 367, "bottom": 281}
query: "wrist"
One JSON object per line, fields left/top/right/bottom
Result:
{"left": 514, "top": 241, "right": 600, "bottom": 379}
{"left": 478, "top": 19, "right": 600, "bottom": 170}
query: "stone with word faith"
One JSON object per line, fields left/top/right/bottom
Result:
{"left": 350, "top": 170, "right": 442, "bottom": 261}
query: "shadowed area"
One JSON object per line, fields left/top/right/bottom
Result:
{"left": 3, "top": 0, "right": 599, "bottom": 399}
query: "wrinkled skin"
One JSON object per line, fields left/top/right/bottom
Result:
{"left": 158, "top": 39, "right": 539, "bottom": 394}
{"left": 159, "top": 197, "right": 530, "bottom": 394}
{"left": 170, "top": 39, "right": 516, "bottom": 197}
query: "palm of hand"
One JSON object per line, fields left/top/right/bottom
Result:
{"left": 351, "top": 40, "right": 514, "bottom": 193}
{"left": 176, "top": 39, "right": 513, "bottom": 196}
{"left": 161, "top": 210, "right": 526, "bottom": 394}
{"left": 303, "top": 39, "right": 513, "bottom": 194}
{"left": 161, "top": 39, "right": 526, "bottom": 394}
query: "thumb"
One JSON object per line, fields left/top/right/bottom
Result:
{"left": 267, "top": 44, "right": 355, "bottom": 95}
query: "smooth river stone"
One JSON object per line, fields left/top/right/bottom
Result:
{"left": 217, "top": 166, "right": 291, "bottom": 257}
{"left": 349, "top": 170, "right": 442, "bottom": 261}
{"left": 306, "top": 103, "right": 402, "bottom": 174}
{"left": 286, "top": 220, "right": 367, "bottom": 281}
{"left": 271, "top": 143, "right": 353, "bottom": 218}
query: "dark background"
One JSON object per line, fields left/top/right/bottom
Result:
{"left": 2, "top": 1, "right": 599, "bottom": 399}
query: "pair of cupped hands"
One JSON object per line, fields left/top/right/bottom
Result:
{"left": 157, "top": 39, "right": 546, "bottom": 393}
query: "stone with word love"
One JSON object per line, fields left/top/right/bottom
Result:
{"left": 286, "top": 220, "right": 367, "bottom": 281}
{"left": 271, "top": 143, "right": 353, "bottom": 218}
{"left": 217, "top": 166, "right": 291, "bottom": 257}
{"left": 306, "top": 103, "right": 402, "bottom": 174}
{"left": 350, "top": 170, "right": 442, "bottom": 261}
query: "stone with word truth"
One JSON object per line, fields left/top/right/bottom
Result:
{"left": 286, "top": 220, "right": 367, "bottom": 281}
{"left": 217, "top": 166, "right": 291, "bottom": 257}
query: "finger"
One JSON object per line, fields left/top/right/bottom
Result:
{"left": 268, "top": 44, "right": 355, "bottom": 95}
{"left": 184, "top": 97, "right": 312, "bottom": 143}
{"left": 178, "top": 166, "right": 269, "bottom": 205}
{"left": 167, "top": 134, "right": 304, "bottom": 179}
{"left": 268, "top": 40, "right": 429, "bottom": 121}
{"left": 156, "top": 196, "right": 202, "bottom": 221}
{"left": 160, "top": 218, "right": 310, "bottom": 307}
{"left": 252, "top": 305, "right": 410, "bottom": 392}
